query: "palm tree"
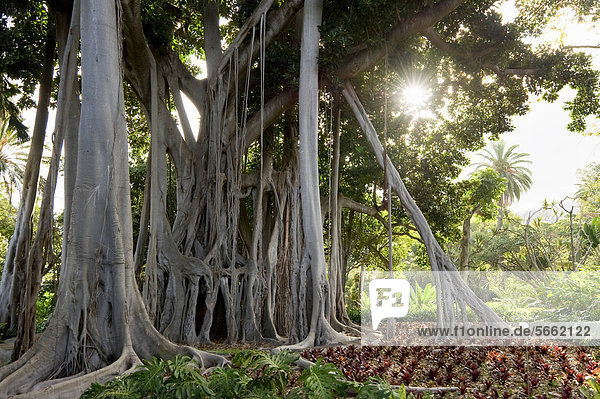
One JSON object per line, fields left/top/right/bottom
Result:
{"left": 0, "top": 118, "right": 28, "bottom": 200}
{"left": 473, "top": 140, "right": 533, "bottom": 230}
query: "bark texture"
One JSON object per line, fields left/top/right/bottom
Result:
{"left": 0, "top": 0, "right": 507, "bottom": 394}
{"left": 0, "top": 17, "right": 57, "bottom": 340}
{"left": 0, "top": 1, "right": 224, "bottom": 396}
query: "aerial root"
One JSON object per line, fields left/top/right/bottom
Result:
{"left": 181, "top": 345, "right": 231, "bottom": 369}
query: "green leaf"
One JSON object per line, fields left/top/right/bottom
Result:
{"left": 299, "top": 359, "right": 348, "bottom": 399}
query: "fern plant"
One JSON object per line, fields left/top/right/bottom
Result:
{"left": 229, "top": 350, "right": 299, "bottom": 397}
{"left": 80, "top": 350, "right": 410, "bottom": 399}
{"left": 291, "top": 359, "right": 347, "bottom": 399}
{"left": 81, "top": 355, "right": 213, "bottom": 399}
{"left": 207, "top": 366, "right": 252, "bottom": 398}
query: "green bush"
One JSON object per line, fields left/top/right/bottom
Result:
{"left": 410, "top": 282, "right": 435, "bottom": 308}
{"left": 404, "top": 302, "right": 437, "bottom": 322}
{"left": 35, "top": 290, "right": 55, "bottom": 333}
{"left": 81, "top": 351, "right": 411, "bottom": 399}
{"left": 486, "top": 301, "right": 545, "bottom": 322}
{"left": 487, "top": 272, "right": 600, "bottom": 322}
{"left": 346, "top": 306, "right": 362, "bottom": 325}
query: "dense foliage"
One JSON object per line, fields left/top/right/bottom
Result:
{"left": 302, "top": 345, "right": 600, "bottom": 398}
{"left": 0, "top": 0, "right": 49, "bottom": 140}
{"left": 81, "top": 351, "right": 411, "bottom": 399}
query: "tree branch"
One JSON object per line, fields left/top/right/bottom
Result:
{"left": 217, "top": 0, "right": 276, "bottom": 74}
{"left": 232, "top": 87, "right": 299, "bottom": 152}
{"left": 204, "top": 0, "right": 223, "bottom": 80}
{"left": 234, "top": 1, "right": 470, "bottom": 150}
{"left": 218, "top": 0, "right": 304, "bottom": 79}
{"left": 339, "top": 195, "right": 379, "bottom": 216}
{"left": 338, "top": 0, "right": 466, "bottom": 80}
{"left": 423, "top": 27, "right": 539, "bottom": 76}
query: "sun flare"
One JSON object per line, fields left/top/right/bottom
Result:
{"left": 402, "top": 84, "right": 431, "bottom": 109}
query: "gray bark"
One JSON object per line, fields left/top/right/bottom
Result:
{"left": 291, "top": 0, "right": 347, "bottom": 348}
{"left": 0, "top": 16, "right": 57, "bottom": 336}
{"left": 0, "top": 1, "right": 224, "bottom": 396}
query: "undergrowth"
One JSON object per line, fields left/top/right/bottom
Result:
{"left": 80, "top": 350, "right": 411, "bottom": 399}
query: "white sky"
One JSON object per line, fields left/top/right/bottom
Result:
{"left": 462, "top": 1, "right": 600, "bottom": 215}
{"left": 19, "top": 2, "right": 600, "bottom": 217}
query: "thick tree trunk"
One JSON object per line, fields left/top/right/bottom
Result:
{"left": 291, "top": 0, "right": 346, "bottom": 348}
{"left": 0, "top": 1, "right": 224, "bottom": 396}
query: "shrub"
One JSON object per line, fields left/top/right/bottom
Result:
{"left": 346, "top": 306, "right": 362, "bottom": 325}
{"left": 81, "top": 351, "right": 411, "bottom": 399}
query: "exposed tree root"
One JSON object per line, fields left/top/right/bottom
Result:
{"left": 7, "top": 350, "right": 140, "bottom": 399}
{"left": 278, "top": 315, "right": 354, "bottom": 351}
{"left": 0, "top": 303, "right": 227, "bottom": 398}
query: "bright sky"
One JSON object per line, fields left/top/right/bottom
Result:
{"left": 19, "top": 2, "right": 600, "bottom": 217}
{"left": 462, "top": 1, "right": 600, "bottom": 215}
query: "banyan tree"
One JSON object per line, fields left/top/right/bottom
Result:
{"left": 0, "top": 0, "right": 598, "bottom": 396}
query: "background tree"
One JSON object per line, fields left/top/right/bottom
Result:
{"left": 0, "top": 0, "right": 57, "bottom": 351}
{"left": 576, "top": 162, "right": 600, "bottom": 218}
{"left": 457, "top": 168, "right": 506, "bottom": 271}
{"left": 474, "top": 140, "right": 533, "bottom": 230}
{"left": 0, "top": 119, "right": 28, "bottom": 199}
{"left": 0, "top": 1, "right": 50, "bottom": 140}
